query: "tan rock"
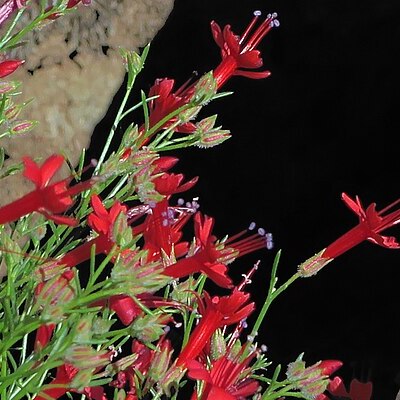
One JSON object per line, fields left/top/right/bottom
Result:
{"left": 0, "top": 0, "right": 174, "bottom": 205}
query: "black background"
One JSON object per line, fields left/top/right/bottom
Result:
{"left": 89, "top": 0, "right": 400, "bottom": 398}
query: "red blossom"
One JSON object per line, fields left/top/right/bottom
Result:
{"left": 187, "top": 345, "right": 260, "bottom": 400}
{"left": 146, "top": 78, "right": 197, "bottom": 135}
{"left": 211, "top": 11, "right": 279, "bottom": 88}
{"left": 176, "top": 290, "right": 255, "bottom": 367}
{"left": 133, "top": 11, "right": 277, "bottom": 146}
{"left": 130, "top": 164, "right": 198, "bottom": 260}
{"left": 0, "top": 155, "right": 93, "bottom": 226}
{"left": 323, "top": 192, "right": 400, "bottom": 259}
{"left": 58, "top": 194, "right": 127, "bottom": 267}
{"left": 298, "top": 193, "right": 400, "bottom": 277}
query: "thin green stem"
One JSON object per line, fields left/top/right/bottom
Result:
{"left": 94, "top": 84, "right": 134, "bottom": 174}
{"left": 246, "top": 251, "right": 300, "bottom": 353}
{"left": 181, "top": 274, "right": 206, "bottom": 349}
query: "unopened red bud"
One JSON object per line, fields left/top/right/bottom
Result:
{"left": 297, "top": 250, "right": 333, "bottom": 277}
{"left": 148, "top": 339, "right": 174, "bottom": 382}
{"left": 210, "top": 329, "right": 226, "bottom": 361}
{"left": 9, "top": 119, "right": 38, "bottom": 134}
{"left": 0, "top": 59, "right": 24, "bottom": 78}
{"left": 0, "top": 80, "right": 20, "bottom": 94}
{"left": 195, "top": 129, "right": 231, "bottom": 148}
{"left": 197, "top": 114, "right": 218, "bottom": 132}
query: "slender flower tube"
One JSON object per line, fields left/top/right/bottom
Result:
{"left": 298, "top": 192, "right": 400, "bottom": 277}
{"left": 176, "top": 290, "right": 255, "bottom": 367}
{"left": 211, "top": 10, "right": 279, "bottom": 88}
{"left": 0, "top": 155, "right": 93, "bottom": 226}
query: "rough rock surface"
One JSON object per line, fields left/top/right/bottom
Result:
{"left": 1, "top": 0, "right": 174, "bottom": 205}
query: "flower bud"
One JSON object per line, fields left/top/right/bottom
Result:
{"left": 297, "top": 250, "right": 333, "bottom": 277}
{"left": 286, "top": 354, "right": 343, "bottom": 400}
{"left": 178, "top": 105, "right": 202, "bottom": 124}
{"left": 147, "top": 339, "right": 174, "bottom": 382}
{"left": 111, "top": 212, "right": 133, "bottom": 248}
{"left": 65, "top": 345, "right": 112, "bottom": 370}
{"left": 195, "top": 128, "right": 231, "bottom": 148}
{"left": 0, "top": 80, "right": 20, "bottom": 94}
{"left": 73, "top": 315, "right": 94, "bottom": 344}
{"left": 9, "top": 119, "right": 38, "bottom": 135}
{"left": 210, "top": 329, "right": 227, "bottom": 361}
{"left": 0, "top": 59, "right": 24, "bottom": 78}
{"left": 120, "top": 48, "right": 144, "bottom": 76}
{"left": 196, "top": 114, "right": 218, "bottom": 132}
{"left": 92, "top": 316, "right": 115, "bottom": 335}
{"left": 191, "top": 71, "right": 217, "bottom": 105}
{"left": 35, "top": 261, "right": 68, "bottom": 282}
{"left": 69, "top": 368, "right": 95, "bottom": 391}
{"left": 4, "top": 103, "right": 22, "bottom": 120}
{"left": 34, "top": 270, "right": 76, "bottom": 320}
{"left": 130, "top": 313, "right": 171, "bottom": 344}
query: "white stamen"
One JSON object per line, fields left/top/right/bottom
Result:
{"left": 261, "top": 344, "right": 268, "bottom": 352}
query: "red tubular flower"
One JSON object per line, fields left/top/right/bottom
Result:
{"left": 211, "top": 11, "right": 279, "bottom": 88}
{"left": 176, "top": 290, "right": 255, "bottom": 367}
{"left": 146, "top": 78, "right": 197, "bottom": 135}
{"left": 58, "top": 194, "right": 127, "bottom": 267}
{"left": 133, "top": 11, "right": 277, "bottom": 146}
{"left": 187, "top": 346, "right": 260, "bottom": 400}
{"left": 0, "top": 155, "right": 93, "bottom": 226}
{"left": 164, "top": 212, "right": 270, "bottom": 288}
{"left": 317, "top": 377, "right": 373, "bottom": 400}
{"left": 299, "top": 193, "right": 400, "bottom": 277}
{"left": 0, "top": 59, "right": 24, "bottom": 77}
{"left": 131, "top": 165, "right": 198, "bottom": 261}
{"left": 323, "top": 193, "right": 400, "bottom": 258}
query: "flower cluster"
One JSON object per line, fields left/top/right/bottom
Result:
{"left": 0, "top": 3, "right": 394, "bottom": 400}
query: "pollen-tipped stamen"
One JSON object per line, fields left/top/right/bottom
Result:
{"left": 242, "top": 12, "right": 279, "bottom": 52}
{"left": 239, "top": 10, "right": 262, "bottom": 46}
